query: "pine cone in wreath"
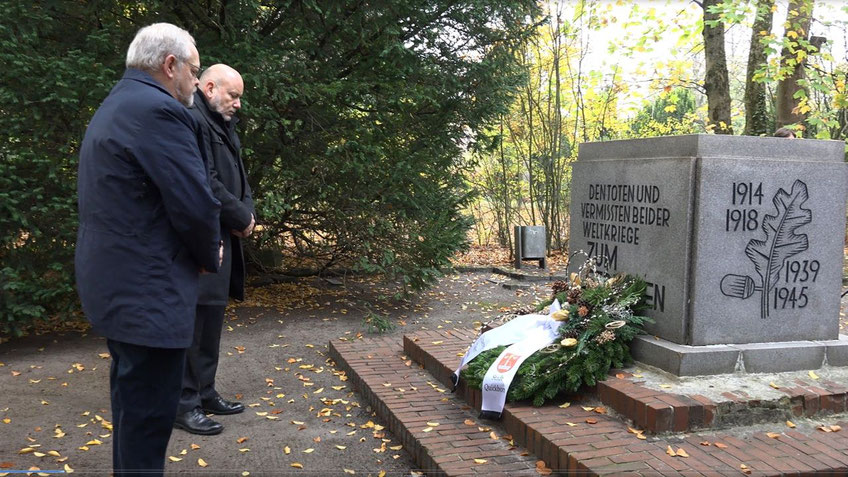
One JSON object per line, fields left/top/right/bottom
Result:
{"left": 566, "top": 288, "right": 582, "bottom": 304}
{"left": 594, "top": 329, "right": 616, "bottom": 344}
{"left": 561, "top": 328, "right": 580, "bottom": 339}
{"left": 551, "top": 280, "right": 569, "bottom": 296}
{"left": 577, "top": 304, "right": 591, "bottom": 318}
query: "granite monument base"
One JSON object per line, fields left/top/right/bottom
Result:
{"left": 631, "top": 333, "right": 848, "bottom": 376}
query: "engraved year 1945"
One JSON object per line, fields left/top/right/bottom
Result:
{"left": 725, "top": 181, "right": 764, "bottom": 232}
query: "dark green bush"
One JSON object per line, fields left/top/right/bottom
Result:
{"left": 0, "top": 1, "right": 539, "bottom": 334}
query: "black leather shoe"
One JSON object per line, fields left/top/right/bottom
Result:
{"left": 174, "top": 408, "right": 223, "bottom": 435}
{"left": 201, "top": 396, "right": 245, "bottom": 415}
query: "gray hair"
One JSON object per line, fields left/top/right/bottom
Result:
{"left": 126, "top": 23, "right": 195, "bottom": 73}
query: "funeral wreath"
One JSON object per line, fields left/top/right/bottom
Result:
{"left": 460, "top": 258, "right": 653, "bottom": 406}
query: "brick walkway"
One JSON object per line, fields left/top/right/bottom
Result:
{"left": 332, "top": 329, "right": 848, "bottom": 476}
{"left": 329, "top": 335, "right": 541, "bottom": 475}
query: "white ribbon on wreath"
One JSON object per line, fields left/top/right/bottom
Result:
{"left": 453, "top": 300, "right": 562, "bottom": 417}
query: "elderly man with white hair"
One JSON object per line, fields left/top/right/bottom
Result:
{"left": 76, "top": 23, "right": 222, "bottom": 474}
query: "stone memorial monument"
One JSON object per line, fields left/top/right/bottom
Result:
{"left": 568, "top": 134, "right": 848, "bottom": 375}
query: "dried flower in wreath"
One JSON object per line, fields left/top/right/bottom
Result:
{"left": 560, "top": 338, "right": 578, "bottom": 347}
{"left": 551, "top": 309, "right": 570, "bottom": 322}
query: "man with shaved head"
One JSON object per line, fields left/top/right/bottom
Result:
{"left": 174, "top": 64, "right": 255, "bottom": 435}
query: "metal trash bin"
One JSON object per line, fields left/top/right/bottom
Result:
{"left": 514, "top": 225, "right": 547, "bottom": 269}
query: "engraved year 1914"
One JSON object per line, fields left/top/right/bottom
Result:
{"left": 725, "top": 181, "right": 764, "bottom": 232}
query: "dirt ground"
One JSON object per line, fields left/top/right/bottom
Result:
{"left": 0, "top": 271, "right": 549, "bottom": 476}
{"left": 1, "top": 261, "right": 846, "bottom": 475}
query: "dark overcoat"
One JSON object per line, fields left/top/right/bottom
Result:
{"left": 76, "top": 69, "right": 222, "bottom": 349}
{"left": 190, "top": 89, "right": 254, "bottom": 304}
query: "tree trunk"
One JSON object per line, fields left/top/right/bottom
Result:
{"left": 701, "top": 0, "right": 733, "bottom": 134}
{"left": 776, "top": 0, "right": 814, "bottom": 132}
{"left": 743, "top": 0, "right": 774, "bottom": 136}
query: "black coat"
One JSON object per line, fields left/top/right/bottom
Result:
{"left": 76, "top": 69, "right": 222, "bottom": 348}
{"left": 190, "top": 89, "right": 255, "bottom": 305}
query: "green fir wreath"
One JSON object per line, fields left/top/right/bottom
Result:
{"left": 460, "top": 260, "right": 653, "bottom": 407}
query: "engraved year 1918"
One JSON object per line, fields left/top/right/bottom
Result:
{"left": 725, "top": 181, "right": 764, "bottom": 232}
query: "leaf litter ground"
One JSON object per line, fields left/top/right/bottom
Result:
{"left": 2, "top": 245, "right": 847, "bottom": 474}
{"left": 0, "top": 269, "right": 549, "bottom": 475}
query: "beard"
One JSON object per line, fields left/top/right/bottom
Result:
{"left": 175, "top": 81, "right": 194, "bottom": 108}
{"left": 209, "top": 95, "right": 232, "bottom": 121}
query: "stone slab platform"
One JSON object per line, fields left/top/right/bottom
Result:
{"left": 350, "top": 328, "right": 848, "bottom": 475}
{"left": 631, "top": 334, "right": 848, "bottom": 376}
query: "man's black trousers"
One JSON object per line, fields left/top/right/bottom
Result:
{"left": 179, "top": 304, "right": 227, "bottom": 413}
{"left": 107, "top": 339, "right": 185, "bottom": 476}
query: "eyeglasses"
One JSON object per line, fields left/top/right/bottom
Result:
{"left": 183, "top": 60, "right": 201, "bottom": 79}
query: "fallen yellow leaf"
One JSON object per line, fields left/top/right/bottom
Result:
{"left": 290, "top": 463, "right": 303, "bottom": 469}
{"left": 422, "top": 427, "right": 433, "bottom": 432}
{"left": 565, "top": 422, "right": 577, "bottom": 427}
{"left": 581, "top": 406, "right": 594, "bottom": 411}
{"left": 425, "top": 422, "right": 440, "bottom": 427}
{"left": 766, "top": 432, "right": 781, "bottom": 439}
{"left": 676, "top": 448, "right": 689, "bottom": 458}
{"left": 786, "top": 421, "right": 796, "bottom": 428}
{"left": 47, "top": 451, "right": 60, "bottom": 457}
{"left": 809, "top": 370, "right": 820, "bottom": 380}
{"left": 238, "top": 448, "right": 250, "bottom": 453}
{"left": 389, "top": 445, "right": 402, "bottom": 451}
{"left": 666, "top": 446, "right": 675, "bottom": 456}
{"left": 343, "top": 469, "right": 355, "bottom": 474}
{"left": 473, "top": 459, "right": 487, "bottom": 464}
{"left": 33, "top": 452, "right": 46, "bottom": 457}
{"left": 303, "top": 448, "right": 314, "bottom": 453}
{"left": 168, "top": 456, "right": 181, "bottom": 462}
{"left": 558, "top": 402, "right": 570, "bottom": 409}
{"left": 284, "top": 446, "right": 290, "bottom": 454}
{"left": 378, "top": 471, "right": 386, "bottom": 477}
{"left": 64, "top": 463, "right": 74, "bottom": 474}
{"left": 85, "top": 440, "right": 102, "bottom": 446}
{"left": 291, "top": 420, "right": 305, "bottom": 425}
{"left": 336, "top": 445, "right": 346, "bottom": 450}
{"left": 191, "top": 444, "right": 201, "bottom": 450}
{"left": 198, "top": 458, "right": 208, "bottom": 467}
{"left": 237, "top": 437, "right": 249, "bottom": 444}
{"left": 714, "top": 442, "right": 728, "bottom": 449}
{"left": 769, "top": 382, "right": 780, "bottom": 389}
{"left": 464, "top": 419, "right": 475, "bottom": 426}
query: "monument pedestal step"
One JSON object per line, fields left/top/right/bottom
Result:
{"left": 632, "top": 334, "right": 848, "bottom": 376}
{"left": 341, "top": 328, "right": 848, "bottom": 475}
